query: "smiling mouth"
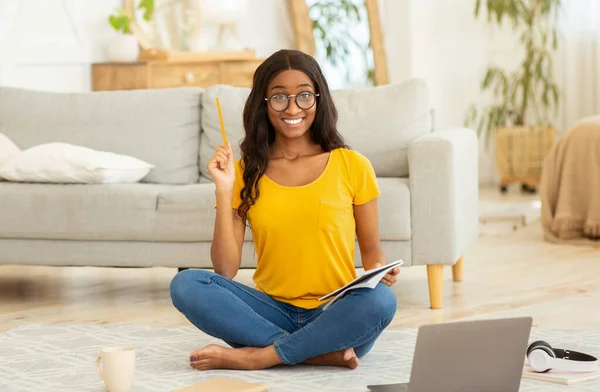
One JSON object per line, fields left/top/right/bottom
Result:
{"left": 283, "top": 118, "right": 304, "bottom": 125}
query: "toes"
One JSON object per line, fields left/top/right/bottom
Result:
{"left": 189, "top": 346, "right": 215, "bottom": 361}
{"left": 190, "top": 360, "right": 209, "bottom": 371}
{"left": 190, "top": 353, "right": 204, "bottom": 361}
{"left": 342, "top": 348, "right": 355, "bottom": 361}
{"left": 189, "top": 349, "right": 204, "bottom": 361}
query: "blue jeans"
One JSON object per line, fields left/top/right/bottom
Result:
{"left": 169, "top": 269, "right": 397, "bottom": 365}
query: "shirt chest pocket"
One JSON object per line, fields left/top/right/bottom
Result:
{"left": 318, "top": 199, "right": 353, "bottom": 232}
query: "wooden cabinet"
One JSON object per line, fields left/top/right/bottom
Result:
{"left": 91, "top": 58, "right": 263, "bottom": 91}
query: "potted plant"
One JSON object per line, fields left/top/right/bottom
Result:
{"left": 107, "top": 0, "right": 154, "bottom": 62}
{"left": 465, "top": 0, "right": 562, "bottom": 193}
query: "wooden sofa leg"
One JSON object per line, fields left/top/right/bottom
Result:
{"left": 427, "top": 265, "right": 444, "bottom": 309}
{"left": 452, "top": 256, "right": 463, "bottom": 282}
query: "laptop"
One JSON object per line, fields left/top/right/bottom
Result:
{"left": 367, "top": 317, "right": 533, "bottom": 392}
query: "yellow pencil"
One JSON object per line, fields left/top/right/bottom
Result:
{"left": 216, "top": 97, "right": 228, "bottom": 145}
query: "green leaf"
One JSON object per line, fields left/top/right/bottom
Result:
{"left": 486, "top": 0, "right": 494, "bottom": 23}
{"left": 496, "top": 4, "right": 504, "bottom": 23}
{"left": 477, "top": 108, "right": 487, "bottom": 136}
{"left": 542, "top": 85, "right": 549, "bottom": 107}
{"left": 465, "top": 104, "right": 478, "bottom": 127}
{"left": 551, "top": 84, "right": 559, "bottom": 104}
{"left": 350, "top": 3, "right": 361, "bottom": 21}
{"left": 541, "top": 31, "right": 547, "bottom": 46}
{"left": 138, "top": 0, "right": 154, "bottom": 21}
{"left": 326, "top": 43, "right": 333, "bottom": 57}
{"left": 108, "top": 8, "right": 130, "bottom": 34}
{"left": 507, "top": 1, "right": 518, "bottom": 28}
{"left": 484, "top": 109, "right": 495, "bottom": 149}
{"left": 519, "top": 30, "right": 528, "bottom": 44}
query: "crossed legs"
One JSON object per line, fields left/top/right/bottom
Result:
{"left": 169, "top": 269, "right": 397, "bottom": 370}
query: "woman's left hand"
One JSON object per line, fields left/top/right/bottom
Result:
{"left": 374, "top": 263, "right": 400, "bottom": 287}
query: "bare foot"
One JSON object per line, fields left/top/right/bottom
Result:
{"left": 302, "top": 348, "right": 359, "bottom": 369}
{"left": 189, "top": 344, "right": 281, "bottom": 371}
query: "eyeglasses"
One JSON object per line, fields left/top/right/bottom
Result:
{"left": 264, "top": 92, "right": 319, "bottom": 112}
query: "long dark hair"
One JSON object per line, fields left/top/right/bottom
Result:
{"left": 237, "top": 49, "right": 348, "bottom": 219}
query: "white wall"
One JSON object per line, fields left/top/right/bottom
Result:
{"left": 0, "top": 0, "right": 121, "bottom": 91}
{"left": 380, "top": 0, "right": 412, "bottom": 84}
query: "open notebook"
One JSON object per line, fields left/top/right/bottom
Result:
{"left": 319, "top": 260, "right": 403, "bottom": 311}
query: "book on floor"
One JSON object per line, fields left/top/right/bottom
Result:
{"left": 522, "top": 366, "right": 600, "bottom": 385}
{"left": 319, "top": 260, "right": 403, "bottom": 311}
{"left": 171, "top": 377, "right": 268, "bottom": 392}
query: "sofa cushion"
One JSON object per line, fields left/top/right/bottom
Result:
{"left": 0, "top": 86, "right": 202, "bottom": 184}
{"left": 0, "top": 178, "right": 407, "bottom": 242}
{"left": 198, "top": 80, "right": 431, "bottom": 181}
{"left": 377, "top": 177, "right": 411, "bottom": 240}
{"left": 332, "top": 79, "right": 431, "bottom": 177}
{"left": 199, "top": 84, "right": 250, "bottom": 180}
{"left": 0, "top": 183, "right": 220, "bottom": 242}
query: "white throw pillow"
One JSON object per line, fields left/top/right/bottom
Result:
{"left": 0, "top": 142, "right": 154, "bottom": 183}
{"left": 0, "top": 132, "right": 21, "bottom": 167}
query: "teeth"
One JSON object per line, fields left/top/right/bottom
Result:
{"left": 284, "top": 118, "right": 303, "bottom": 125}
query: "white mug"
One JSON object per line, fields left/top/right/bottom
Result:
{"left": 96, "top": 347, "right": 136, "bottom": 392}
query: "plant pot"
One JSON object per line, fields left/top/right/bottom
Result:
{"left": 107, "top": 34, "right": 140, "bottom": 62}
{"left": 494, "top": 125, "right": 556, "bottom": 192}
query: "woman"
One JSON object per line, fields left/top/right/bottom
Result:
{"left": 170, "top": 49, "right": 399, "bottom": 371}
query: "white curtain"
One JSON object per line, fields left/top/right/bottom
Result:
{"left": 556, "top": 0, "right": 600, "bottom": 132}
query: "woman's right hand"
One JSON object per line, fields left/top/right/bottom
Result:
{"left": 207, "top": 143, "right": 235, "bottom": 191}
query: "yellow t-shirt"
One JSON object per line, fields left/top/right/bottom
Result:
{"left": 231, "top": 147, "right": 380, "bottom": 309}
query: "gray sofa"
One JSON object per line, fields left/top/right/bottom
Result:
{"left": 0, "top": 78, "right": 479, "bottom": 309}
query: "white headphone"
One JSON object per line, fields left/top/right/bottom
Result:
{"left": 527, "top": 340, "right": 599, "bottom": 373}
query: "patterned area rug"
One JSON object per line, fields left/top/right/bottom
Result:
{"left": 1, "top": 323, "right": 599, "bottom": 392}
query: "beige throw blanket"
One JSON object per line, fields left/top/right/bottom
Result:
{"left": 541, "top": 115, "right": 600, "bottom": 246}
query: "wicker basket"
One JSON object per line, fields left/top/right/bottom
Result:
{"left": 494, "top": 126, "right": 556, "bottom": 189}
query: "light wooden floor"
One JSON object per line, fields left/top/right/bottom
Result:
{"left": 2, "top": 187, "right": 600, "bottom": 333}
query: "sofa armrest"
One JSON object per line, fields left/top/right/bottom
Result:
{"left": 408, "top": 127, "right": 479, "bottom": 266}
